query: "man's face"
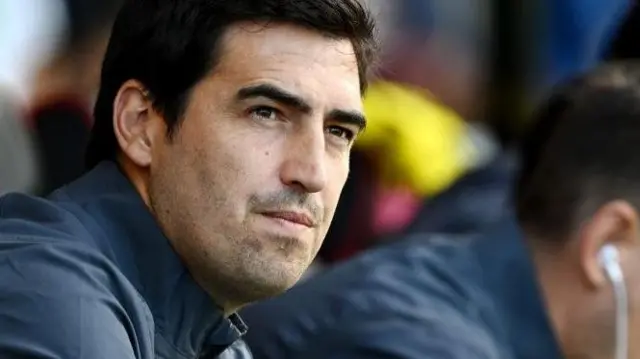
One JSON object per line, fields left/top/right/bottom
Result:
{"left": 148, "top": 23, "right": 364, "bottom": 308}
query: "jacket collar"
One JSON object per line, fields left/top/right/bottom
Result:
{"left": 471, "top": 218, "right": 563, "bottom": 359}
{"left": 55, "top": 161, "right": 247, "bottom": 357}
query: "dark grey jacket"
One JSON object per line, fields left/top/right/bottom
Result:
{"left": 0, "top": 162, "right": 251, "bottom": 358}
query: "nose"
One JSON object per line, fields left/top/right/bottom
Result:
{"left": 279, "top": 127, "right": 327, "bottom": 193}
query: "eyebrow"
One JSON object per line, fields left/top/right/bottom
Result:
{"left": 236, "top": 83, "right": 367, "bottom": 132}
{"left": 329, "top": 109, "right": 367, "bottom": 133}
{"left": 236, "top": 84, "right": 312, "bottom": 114}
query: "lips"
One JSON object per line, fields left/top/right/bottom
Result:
{"left": 261, "top": 211, "right": 315, "bottom": 228}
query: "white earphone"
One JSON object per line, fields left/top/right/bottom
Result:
{"left": 599, "top": 244, "right": 628, "bottom": 359}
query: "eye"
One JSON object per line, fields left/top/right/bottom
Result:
{"left": 249, "top": 106, "right": 280, "bottom": 121}
{"left": 326, "top": 126, "right": 356, "bottom": 142}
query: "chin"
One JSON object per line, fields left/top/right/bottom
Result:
{"left": 219, "top": 237, "right": 314, "bottom": 302}
{"left": 241, "top": 263, "right": 307, "bottom": 300}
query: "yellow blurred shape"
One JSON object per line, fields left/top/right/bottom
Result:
{"left": 357, "top": 81, "right": 474, "bottom": 196}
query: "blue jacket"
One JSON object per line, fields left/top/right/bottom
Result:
{"left": 242, "top": 219, "right": 563, "bottom": 359}
{"left": 403, "top": 153, "right": 515, "bottom": 235}
{"left": 0, "top": 162, "right": 251, "bottom": 359}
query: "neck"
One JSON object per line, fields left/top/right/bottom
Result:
{"left": 528, "top": 239, "right": 576, "bottom": 357}
{"left": 529, "top": 237, "right": 615, "bottom": 359}
{"left": 117, "top": 157, "right": 152, "bottom": 207}
{"left": 117, "top": 157, "right": 244, "bottom": 315}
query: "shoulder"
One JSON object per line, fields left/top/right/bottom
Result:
{"left": 0, "top": 199, "right": 144, "bottom": 316}
{"left": 0, "top": 192, "right": 95, "bottom": 244}
{"left": 0, "top": 238, "right": 146, "bottom": 358}
{"left": 0, "top": 194, "right": 151, "bottom": 357}
{"left": 0, "top": 191, "right": 146, "bottom": 300}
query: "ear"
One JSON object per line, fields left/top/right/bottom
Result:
{"left": 113, "top": 80, "right": 165, "bottom": 167}
{"left": 579, "top": 200, "right": 639, "bottom": 289}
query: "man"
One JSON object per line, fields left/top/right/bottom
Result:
{"left": 0, "top": 0, "right": 377, "bottom": 358}
{"left": 243, "top": 62, "right": 640, "bottom": 359}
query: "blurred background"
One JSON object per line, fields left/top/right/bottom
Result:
{"left": 0, "top": 0, "right": 637, "bottom": 269}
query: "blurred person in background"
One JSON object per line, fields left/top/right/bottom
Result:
{"left": 243, "top": 61, "right": 640, "bottom": 359}
{"left": 28, "top": 0, "right": 122, "bottom": 194}
{"left": 0, "top": 0, "right": 377, "bottom": 358}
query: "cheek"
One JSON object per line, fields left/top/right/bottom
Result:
{"left": 170, "top": 123, "right": 243, "bottom": 211}
{"left": 324, "top": 159, "right": 350, "bottom": 212}
{"left": 199, "top": 126, "right": 282, "bottom": 199}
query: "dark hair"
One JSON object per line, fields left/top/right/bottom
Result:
{"left": 516, "top": 61, "right": 640, "bottom": 239}
{"left": 86, "top": 0, "right": 378, "bottom": 168}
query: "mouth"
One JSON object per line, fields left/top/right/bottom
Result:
{"left": 260, "top": 211, "right": 316, "bottom": 228}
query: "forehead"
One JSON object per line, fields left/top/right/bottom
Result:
{"left": 210, "top": 22, "right": 362, "bottom": 111}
